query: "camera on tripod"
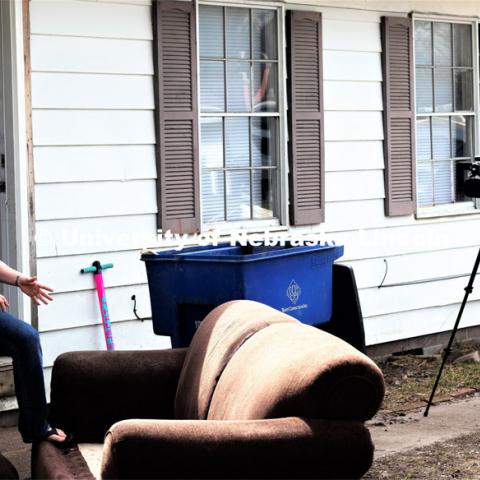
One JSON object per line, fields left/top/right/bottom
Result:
{"left": 465, "top": 159, "right": 480, "bottom": 199}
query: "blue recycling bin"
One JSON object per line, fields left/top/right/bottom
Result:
{"left": 142, "top": 242, "right": 344, "bottom": 347}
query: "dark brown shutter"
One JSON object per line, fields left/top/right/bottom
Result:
{"left": 153, "top": 0, "right": 200, "bottom": 233}
{"left": 287, "top": 11, "right": 324, "bottom": 226}
{"left": 381, "top": 16, "right": 416, "bottom": 216}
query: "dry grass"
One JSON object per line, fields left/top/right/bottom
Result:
{"left": 379, "top": 342, "right": 480, "bottom": 411}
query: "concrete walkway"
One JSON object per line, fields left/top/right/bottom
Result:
{"left": 369, "top": 395, "right": 480, "bottom": 459}
{"left": 0, "top": 395, "right": 480, "bottom": 479}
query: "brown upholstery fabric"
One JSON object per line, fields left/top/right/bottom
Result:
{"left": 0, "top": 452, "right": 18, "bottom": 480}
{"left": 101, "top": 417, "right": 374, "bottom": 479}
{"left": 50, "top": 348, "right": 187, "bottom": 442}
{"left": 32, "top": 443, "right": 94, "bottom": 480}
{"left": 208, "top": 322, "right": 384, "bottom": 421}
{"left": 175, "top": 300, "right": 295, "bottom": 419}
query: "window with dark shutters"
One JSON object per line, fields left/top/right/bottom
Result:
{"left": 153, "top": 0, "right": 200, "bottom": 234}
{"left": 381, "top": 16, "right": 416, "bottom": 217}
{"left": 153, "top": 3, "right": 326, "bottom": 231}
{"left": 287, "top": 11, "right": 325, "bottom": 226}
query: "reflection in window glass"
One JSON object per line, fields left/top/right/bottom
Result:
{"left": 454, "top": 24, "right": 472, "bottom": 67}
{"left": 415, "top": 68, "right": 433, "bottom": 113}
{"left": 225, "top": 117, "right": 249, "bottom": 168}
{"left": 226, "top": 8, "right": 250, "bottom": 58}
{"left": 252, "top": 117, "right": 277, "bottom": 167}
{"left": 226, "top": 62, "right": 251, "bottom": 112}
{"left": 199, "top": 6, "right": 224, "bottom": 58}
{"left": 252, "top": 9, "right": 277, "bottom": 60}
{"left": 433, "top": 22, "right": 452, "bottom": 66}
{"left": 202, "top": 171, "right": 225, "bottom": 223}
{"left": 415, "top": 21, "right": 432, "bottom": 66}
{"left": 201, "top": 118, "right": 223, "bottom": 169}
{"left": 416, "top": 117, "right": 431, "bottom": 161}
{"left": 253, "top": 63, "right": 277, "bottom": 112}
{"left": 200, "top": 61, "right": 225, "bottom": 113}
{"left": 226, "top": 170, "right": 251, "bottom": 221}
{"left": 252, "top": 170, "right": 274, "bottom": 219}
{"left": 454, "top": 69, "right": 473, "bottom": 111}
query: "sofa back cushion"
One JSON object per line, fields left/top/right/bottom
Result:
{"left": 207, "top": 322, "right": 384, "bottom": 421}
{"left": 174, "top": 300, "right": 295, "bottom": 419}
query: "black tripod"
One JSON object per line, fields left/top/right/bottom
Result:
{"left": 424, "top": 247, "right": 480, "bottom": 416}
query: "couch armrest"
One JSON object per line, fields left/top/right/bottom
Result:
{"left": 101, "top": 417, "right": 374, "bottom": 479}
{"left": 50, "top": 349, "right": 187, "bottom": 442}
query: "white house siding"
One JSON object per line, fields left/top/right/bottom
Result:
{"left": 26, "top": 0, "right": 480, "bottom": 385}
{"left": 29, "top": 0, "right": 168, "bottom": 382}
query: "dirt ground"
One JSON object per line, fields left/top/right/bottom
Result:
{"left": 365, "top": 431, "right": 480, "bottom": 480}
{"left": 366, "top": 341, "right": 480, "bottom": 479}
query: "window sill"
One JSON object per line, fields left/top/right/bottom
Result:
{"left": 416, "top": 202, "right": 479, "bottom": 219}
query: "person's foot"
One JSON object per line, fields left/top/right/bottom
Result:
{"left": 46, "top": 427, "right": 67, "bottom": 443}
{"left": 42, "top": 427, "right": 75, "bottom": 448}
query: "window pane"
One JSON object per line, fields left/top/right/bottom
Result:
{"left": 199, "top": 6, "right": 224, "bottom": 58}
{"left": 227, "top": 62, "right": 251, "bottom": 112}
{"left": 417, "top": 162, "right": 434, "bottom": 206}
{"left": 252, "top": 170, "right": 275, "bottom": 219}
{"left": 252, "top": 117, "right": 277, "bottom": 167}
{"left": 451, "top": 115, "right": 472, "bottom": 158}
{"left": 253, "top": 63, "right": 277, "bottom": 112}
{"left": 226, "top": 170, "right": 251, "bottom": 220}
{"left": 226, "top": 7, "right": 250, "bottom": 59}
{"left": 432, "top": 117, "right": 450, "bottom": 159}
{"left": 201, "top": 117, "right": 223, "bottom": 169}
{"left": 415, "top": 21, "right": 432, "bottom": 65}
{"left": 225, "top": 117, "right": 249, "bottom": 168}
{"left": 454, "top": 69, "right": 473, "bottom": 111}
{"left": 416, "top": 68, "right": 433, "bottom": 113}
{"left": 200, "top": 61, "right": 225, "bottom": 112}
{"left": 455, "top": 161, "right": 473, "bottom": 202}
{"left": 202, "top": 171, "right": 225, "bottom": 223}
{"left": 416, "top": 117, "right": 431, "bottom": 161}
{"left": 434, "top": 67, "right": 453, "bottom": 112}
{"left": 434, "top": 161, "right": 453, "bottom": 204}
{"left": 454, "top": 24, "right": 472, "bottom": 67}
{"left": 433, "top": 22, "right": 452, "bottom": 66}
{"left": 252, "top": 9, "right": 277, "bottom": 60}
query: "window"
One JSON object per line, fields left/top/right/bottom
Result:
{"left": 153, "top": 2, "right": 324, "bottom": 234}
{"left": 199, "top": 5, "right": 280, "bottom": 225}
{"left": 414, "top": 20, "right": 475, "bottom": 208}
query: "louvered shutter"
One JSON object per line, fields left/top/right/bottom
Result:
{"left": 153, "top": 0, "right": 200, "bottom": 233}
{"left": 287, "top": 11, "right": 324, "bottom": 226}
{"left": 381, "top": 16, "right": 416, "bottom": 216}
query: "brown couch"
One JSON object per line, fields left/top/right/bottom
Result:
{"left": 0, "top": 452, "right": 18, "bottom": 479}
{"left": 32, "top": 300, "right": 384, "bottom": 479}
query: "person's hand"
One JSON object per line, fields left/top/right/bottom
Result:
{"left": 18, "top": 276, "right": 54, "bottom": 305}
{"left": 0, "top": 295, "right": 9, "bottom": 311}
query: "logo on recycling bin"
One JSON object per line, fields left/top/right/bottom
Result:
{"left": 287, "top": 279, "right": 301, "bottom": 305}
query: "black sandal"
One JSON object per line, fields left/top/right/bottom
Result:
{"left": 42, "top": 427, "right": 75, "bottom": 449}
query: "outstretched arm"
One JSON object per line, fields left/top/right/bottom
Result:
{"left": 0, "top": 260, "right": 53, "bottom": 305}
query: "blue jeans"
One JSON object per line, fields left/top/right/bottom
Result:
{"left": 0, "top": 311, "right": 49, "bottom": 443}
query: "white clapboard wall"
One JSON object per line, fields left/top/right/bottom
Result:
{"left": 28, "top": 0, "right": 480, "bottom": 379}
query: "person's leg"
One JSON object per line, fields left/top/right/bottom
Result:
{"left": 0, "top": 311, "right": 49, "bottom": 443}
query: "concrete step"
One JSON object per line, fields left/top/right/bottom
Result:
{"left": 0, "top": 357, "right": 14, "bottom": 398}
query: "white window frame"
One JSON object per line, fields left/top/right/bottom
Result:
{"left": 195, "top": 0, "right": 289, "bottom": 233}
{"left": 413, "top": 14, "right": 480, "bottom": 219}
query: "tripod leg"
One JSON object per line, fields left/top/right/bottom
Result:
{"left": 424, "top": 247, "right": 480, "bottom": 417}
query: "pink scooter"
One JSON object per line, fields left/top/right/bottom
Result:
{"left": 80, "top": 261, "right": 115, "bottom": 351}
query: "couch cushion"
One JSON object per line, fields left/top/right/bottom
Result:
{"left": 207, "top": 322, "right": 385, "bottom": 421}
{"left": 175, "top": 300, "right": 296, "bottom": 419}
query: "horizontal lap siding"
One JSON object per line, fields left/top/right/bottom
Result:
{"left": 30, "top": 0, "right": 160, "bottom": 364}
{"left": 320, "top": 14, "right": 480, "bottom": 345}
{"left": 28, "top": 0, "right": 480, "bottom": 362}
